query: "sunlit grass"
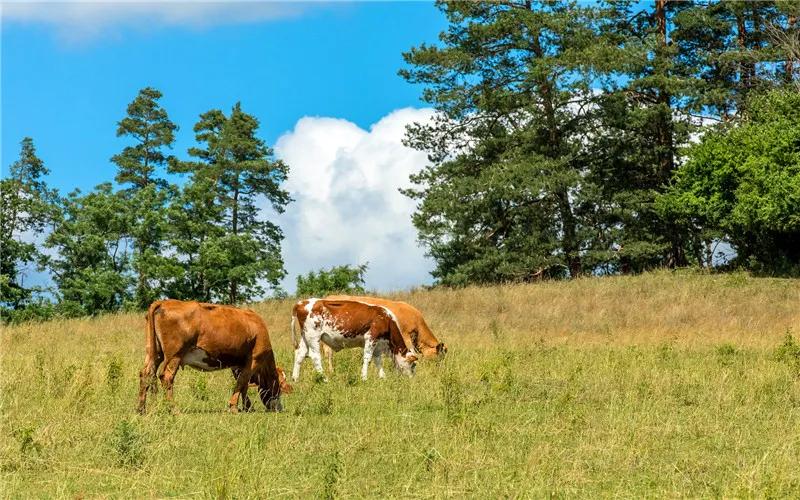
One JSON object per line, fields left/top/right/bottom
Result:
{"left": 2, "top": 270, "right": 800, "bottom": 497}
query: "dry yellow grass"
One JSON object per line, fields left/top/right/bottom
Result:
{"left": 2, "top": 270, "right": 800, "bottom": 497}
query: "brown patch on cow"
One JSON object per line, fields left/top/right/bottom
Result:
{"left": 325, "top": 295, "right": 446, "bottom": 359}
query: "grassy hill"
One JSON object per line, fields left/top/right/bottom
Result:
{"left": 3, "top": 270, "right": 800, "bottom": 497}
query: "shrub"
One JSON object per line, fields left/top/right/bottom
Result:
{"left": 296, "top": 263, "right": 368, "bottom": 298}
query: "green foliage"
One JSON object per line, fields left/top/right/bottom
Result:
{"left": 774, "top": 332, "right": 800, "bottom": 366}
{"left": 111, "top": 87, "right": 177, "bottom": 190}
{"left": 295, "top": 263, "right": 367, "bottom": 298}
{"left": 0, "top": 138, "right": 58, "bottom": 320}
{"left": 400, "top": 1, "right": 799, "bottom": 284}
{"left": 110, "top": 419, "right": 145, "bottom": 468}
{"left": 169, "top": 102, "right": 290, "bottom": 303}
{"left": 111, "top": 87, "right": 178, "bottom": 308}
{"left": 660, "top": 90, "right": 800, "bottom": 274}
{"left": 44, "top": 184, "right": 133, "bottom": 316}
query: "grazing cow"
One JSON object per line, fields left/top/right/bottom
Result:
{"left": 326, "top": 295, "right": 447, "bottom": 359}
{"left": 137, "top": 299, "right": 290, "bottom": 414}
{"left": 291, "top": 299, "right": 419, "bottom": 381}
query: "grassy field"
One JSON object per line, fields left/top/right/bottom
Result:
{"left": 3, "top": 270, "right": 800, "bottom": 498}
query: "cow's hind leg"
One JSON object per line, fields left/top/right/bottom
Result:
{"left": 137, "top": 350, "right": 163, "bottom": 413}
{"left": 160, "top": 356, "right": 182, "bottom": 414}
{"left": 372, "top": 346, "right": 385, "bottom": 379}
{"left": 292, "top": 336, "right": 309, "bottom": 381}
{"left": 323, "top": 343, "right": 334, "bottom": 374}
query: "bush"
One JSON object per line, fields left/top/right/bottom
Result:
{"left": 295, "top": 263, "right": 368, "bottom": 298}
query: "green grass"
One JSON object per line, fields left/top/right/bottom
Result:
{"left": 3, "top": 271, "right": 800, "bottom": 497}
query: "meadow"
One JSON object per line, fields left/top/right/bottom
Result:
{"left": 3, "top": 270, "right": 800, "bottom": 498}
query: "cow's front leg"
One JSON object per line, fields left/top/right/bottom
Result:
{"left": 362, "top": 337, "right": 377, "bottom": 380}
{"left": 372, "top": 348, "right": 385, "bottom": 379}
{"left": 292, "top": 336, "right": 309, "bottom": 381}
{"left": 230, "top": 368, "right": 254, "bottom": 411}
{"left": 229, "top": 361, "right": 253, "bottom": 414}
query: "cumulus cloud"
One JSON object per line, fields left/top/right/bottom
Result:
{"left": 2, "top": 1, "right": 315, "bottom": 44}
{"left": 273, "top": 108, "right": 436, "bottom": 293}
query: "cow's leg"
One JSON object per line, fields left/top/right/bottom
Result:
{"left": 307, "top": 337, "right": 326, "bottom": 379}
{"left": 229, "top": 360, "right": 253, "bottom": 414}
{"left": 292, "top": 336, "right": 309, "bottom": 381}
{"left": 160, "top": 356, "right": 182, "bottom": 413}
{"left": 372, "top": 347, "right": 385, "bottom": 379}
{"left": 231, "top": 368, "right": 254, "bottom": 412}
{"left": 362, "top": 337, "right": 376, "bottom": 381}
{"left": 323, "top": 343, "right": 334, "bottom": 374}
{"left": 137, "top": 350, "right": 164, "bottom": 413}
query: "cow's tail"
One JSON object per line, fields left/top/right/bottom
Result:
{"left": 290, "top": 308, "right": 299, "bottom": 350}
{"left": 143, "top": 301, "right": 164, "bottom": 388}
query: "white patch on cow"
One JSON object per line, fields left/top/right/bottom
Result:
{"left": 393, "top": 352, "right": 416, "bottom": 377}
{"left": 304, "top": 298, "right": 318, "bottom": 313}
{"left": 181, "top": 348, "right": 222, "bottom": 372}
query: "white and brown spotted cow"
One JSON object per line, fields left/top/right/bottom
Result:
{"left": 290, "top": 299, "right": 418, "bottom": 381}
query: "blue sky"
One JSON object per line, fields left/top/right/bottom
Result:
{"left": 2, "top": 1, "right": 447, "bottom": 293}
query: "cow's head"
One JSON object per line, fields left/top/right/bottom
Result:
{"left": 258, "top": 366, "right": 291, "bottom": 412}
{"left": 420, "top": 342, "right": 448, "bottom": 360}
{"left": 393, "top": 352, "right": 418, "bottom": 377}
{"left": 276, "top": 366, "right": 293, "bottom": 395}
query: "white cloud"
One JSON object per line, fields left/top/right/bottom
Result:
{"left": 273, "top": 108, "right": 436, "bottom": 293}
{"left": 2, "top": 1, "right": 314, "bottom": 44}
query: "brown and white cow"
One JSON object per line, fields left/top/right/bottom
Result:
{"left": 290, "top": 299, "right": 419, "bottom": 381}
{"left": 137, "top": 299, "right": 290, "bottom": 414}
{"left": 326, "top": 295, "right": 447, "bottom": 359}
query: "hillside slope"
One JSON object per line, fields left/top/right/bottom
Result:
{"left": 2, "top": 271, "right": 800, "bottom": 497}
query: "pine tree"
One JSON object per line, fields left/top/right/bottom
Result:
{"left": 400, "top": 1, "right": 616, "bottom": 283}
{"left": 111, "top": 87, "right": 178, "bottom": 308}
{"left": 170, "top": 103, "right": 290, "bottom": 303}
{"left": 0, "top": 138, "right": 58, "bottom": 316}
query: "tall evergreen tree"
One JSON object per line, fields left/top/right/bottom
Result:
{"left": 400, "top": 1, "right": 617, "bottom": 284}
{"left": 0, "top": 138, "right": 58, "bottom": 315}
{"left": 111, "top": 87, "right": 178, "bottom": 308}
{"left": 171, "top": 103, "right": 290, "bottom": 303}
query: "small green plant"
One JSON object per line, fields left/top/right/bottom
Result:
{"left": 14, "top": 426, "right": 41, "bottom": 456}
{"left": 423, "top": 447, "right": 442, "bottom": 473}
{"left": 774, "top": 332, "right": 800, "bottom": 374}
{"left": 716, "top": 343, "right": 739, "bottom": 366}
{"left": 106, "top": 357, "right": 123, "bottom": 393}
{"left": 440, "top": 370, "right": 464, "bottom": 423}
{"left": 192, "top": 376, "right": 210, "bottom": 402}
{"left": 314, "top": 388, "right": 334, "bottom": 416}
{"left": 322, "top": 451, "right": 342, "bottom": 500}
{"left": 489, "top": 318, "right": 502, "bottom": 341}
{"left": 111, "top": 419, "right": 144, "bottom": 467}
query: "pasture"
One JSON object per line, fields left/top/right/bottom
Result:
{"left": 3, "top": 270, "right": 800, "bottom": 497}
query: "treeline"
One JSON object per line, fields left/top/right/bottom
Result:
{"left": 1, "top": 89, "right": 290, "bottom": 322}
{"left": 3, "top": 1, "right": 800, "bottom": 322}
{"left": 400, "top": 0, "right": 800, "bottom": 285}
